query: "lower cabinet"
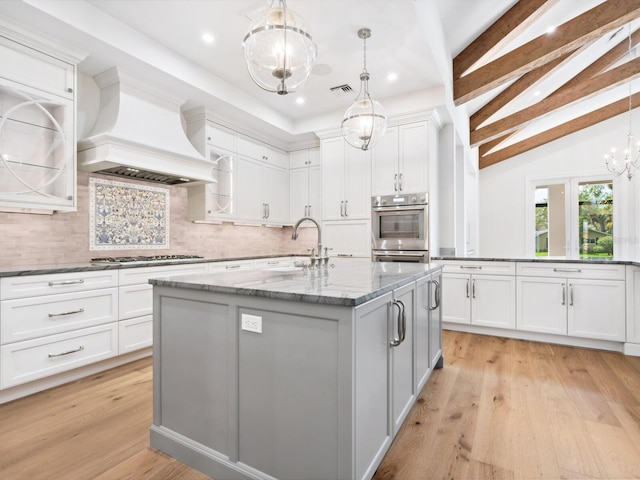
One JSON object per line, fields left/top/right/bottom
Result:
{"left": 441, "top": 261, "right": 516, "bottom": 329}
{"left": 416, "top": 270, "right": 442, "bottom": 391}
{"left": 516, "top": 262, "right": 626, "bottom": 342}
{"left": 517, "top": 276, "right": 626, "bottom": 341}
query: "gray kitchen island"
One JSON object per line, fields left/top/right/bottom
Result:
{"left": 149, "top": 259, "right": 443, "bottom": 480}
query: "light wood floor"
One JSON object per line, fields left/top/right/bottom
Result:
{"left": 1, "top": 331, "right": 639, "bottom": 480}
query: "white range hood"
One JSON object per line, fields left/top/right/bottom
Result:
{"left": 77, "top": 67, "right": 214, "bottom": 185}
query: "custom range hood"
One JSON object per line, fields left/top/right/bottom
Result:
{"left": 77, "top": 67, "right": 214, "bottom": 185}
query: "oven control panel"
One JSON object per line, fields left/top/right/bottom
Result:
{"left": 372, "top": 193, "right": 428, "bottom": 207}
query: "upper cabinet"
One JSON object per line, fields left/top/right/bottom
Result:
{"left": 371, "top": 120, "right": 431, "bottom": 196}
{"left": 0, "top": 24, "right": 86, "bottom": 213}
{"left": 184, "top": 107, "right": 289, "bottom": 225}
{"left": 321, "top": 136, "right": 370, "bottom": 221}
{"left": 289, "top": 147, "right": 321, "bottom": 221}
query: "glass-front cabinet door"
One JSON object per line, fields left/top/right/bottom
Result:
{"left": 206, "top": 149, "right": 234, "bottom": 217}
{"left": 0, "top": 80, "right": 75, "bottom": 212}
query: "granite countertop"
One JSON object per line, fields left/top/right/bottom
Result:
{"left": 431, "top": 256, "right": 635, "bottom": 265}
{"left": 150, "top": 258, "right": 443, "bottom": 307}
{"left": 0, "top": 254, "right": 296, "bottom": 278}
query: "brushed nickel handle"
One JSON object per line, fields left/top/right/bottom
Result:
{"left": 337, "top": 253, "right": 353, "bottom": 257}
{"left": 225, "top": 264, "right": 241, "bottom": 269}
{"left": 390, "top": 299, "right": 406, "bottom": 347}
{"left": 569, "top": 284, "right": 574, "bottom": 306}
{"left": 472, "top": 279, "right": 476, "bottom": 299}
{"left": 48, "top": 279, "right": 84, "bottom": 286}
{"left": 394, "top": 173, "right": 398, "bottom": 191}
{"left": 554, "top": 268, "right": 581, "bottom": 273}
{"left": 466, "top": 279, "right": 470, "bottom": 298}
{"left": 460, "top": 265, "right": 482, "bottom": 270}
{"left": 48, "top": 345, "right": 84, "bottom": 358}
{"left": 340, "top": 201, "right": 344, "bottom": 217}
{"left": 344, "top": 200, "right": 348, "bottom": 217}
{"left": 429, "top": 279, "right": 441, "bottom": 311}
{"left": 399, "top": 173, "right": 403, "bottom": 191}
{"left": 48, "top": 308, "right": 85, "bottom": 318}
{"left": 562, "top": 284, "right": 566, "bottom": 305}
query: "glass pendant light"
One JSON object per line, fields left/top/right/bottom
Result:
{"left": 342, "top": 28, "right": 387, "bottom": 151}
{"left": 242, "top": 0, "right": 317, "bottom": 95}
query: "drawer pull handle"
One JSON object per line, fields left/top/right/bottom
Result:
{"left": 225, "top": 264, "right": 241, "bottom": 269}
{"left": 460, "top": 265, "right": 482, "bottom": 270}
{"left": 49, "top": 308, "right": 85, "bottom": 317}
{"left": 553, "top": 268, "right": 581, "bottom": 273}
{"left": 48, "top": 279, "right": 85, "bottom": 286}
{"left": 48, "top": 345, "right": 84, "bottom": 358}
{"left": 267, "top": 261, "right": 280, "bottom": 265}
{"left": 337, "top": 254, "right": 353, "bottom": 257}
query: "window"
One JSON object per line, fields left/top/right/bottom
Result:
{"left": 530, "top": 176, "right": 613, "bottom": 259}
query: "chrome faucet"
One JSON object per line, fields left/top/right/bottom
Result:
{"left": 291, "top": 216, "right": 330, "bottom": 267}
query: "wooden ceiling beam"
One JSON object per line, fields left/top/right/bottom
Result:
{"left": 479, "top": 91, "right": 640, "bottom": 168}
{"left": 470, "top": 49, "right": 577, "bottom": 131}
{"left": 454, "top": 0, "right": 640, "bottom": 106}
{"left": 470, "top": 56, "right": 640, "bottom": 147}
{"left": 453, "top": 0, "right": 556, "bottom": 80}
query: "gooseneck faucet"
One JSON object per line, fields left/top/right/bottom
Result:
{"left": 291, "top": 216, "right": 329, "bottom": 267}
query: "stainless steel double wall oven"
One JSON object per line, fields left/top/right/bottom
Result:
{"left": 371, "top": 193, "right": 429, "bottom": 263}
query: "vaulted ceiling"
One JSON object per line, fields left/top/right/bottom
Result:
{"left": 452, "top": 0, "right": 640, "bottom": 169}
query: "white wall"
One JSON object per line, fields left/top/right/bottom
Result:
{"left": 479, "top": 109, "right": 640, "bottom": 259}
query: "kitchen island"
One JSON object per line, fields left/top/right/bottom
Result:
{"left": 149, "top": 259, "right": 443, "bottom": 480}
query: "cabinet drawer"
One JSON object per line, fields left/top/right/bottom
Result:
{"left": 1, "top": 270, "right": 118, "bottom": 300}
{"left": 516, "top": 262, "right": 625, "bottom": 280}
{"left": 208, "top": 260, "right": 255, "bottom": 272}
{"left": 1, "top": 287, "right": 118, "bottom": 344}
{"left": 118, "top": 263, "right": 208, "bottom": 286}
{"left": 253, "top": 258, "right": 294, "bottom": 269}
{"left": 0, "top": 323, "right": 118, "bottom": 388}
{"left": 440, "top": 261, "right": 515, "bottom": 275}
{"left": 119, "top": 316, "right": 152, "bottom": 354}
{"left": 119, "top": 284, "right": 152, "bottom": 320}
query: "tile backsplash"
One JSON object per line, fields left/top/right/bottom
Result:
{"left": 0, "top": 171, "right": 313, "bottom": 268}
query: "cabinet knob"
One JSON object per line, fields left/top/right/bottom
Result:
{"left": 67, "top": 87, "right": 73, "bottom": 93}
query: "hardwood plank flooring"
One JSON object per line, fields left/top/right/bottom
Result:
{"left": 0, "top": 331, "right": 639, "bottom": 479}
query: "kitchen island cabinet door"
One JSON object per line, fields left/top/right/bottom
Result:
{"left": 390, "top": 283, "right": 416, "bottom": 436}
{"left": 568, "top": 279, "right": 625, "bottom": 341}
{"left": 516, "top": 276, "right": 567, "bottom": 335}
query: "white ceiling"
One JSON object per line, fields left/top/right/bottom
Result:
{"left": 0, "top": 0, "right": 629, "bottom": 155}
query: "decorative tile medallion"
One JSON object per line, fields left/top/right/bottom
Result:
{"left": 89, "top": 177, "right": 170, "bottom": 250}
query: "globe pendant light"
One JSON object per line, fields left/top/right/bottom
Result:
{"left": 342, "top": 28, "right": 387, "bottom": 151}
{"left": 242, "top": 0, "right": 317, "bottom": 95}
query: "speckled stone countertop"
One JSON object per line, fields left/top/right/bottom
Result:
{"left": 150, "top": 258, "right": 442, "bottom": 307}
{"left": 0, "top": 254, "right": 294, "bottom": 278}
{"left": 431, "top": 256, "right": 636, "bottom": 265}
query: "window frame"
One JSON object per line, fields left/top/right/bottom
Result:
{"left": 526, "top": 172, "right": 615, "bottom": 259}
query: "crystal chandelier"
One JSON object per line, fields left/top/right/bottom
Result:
{"left": 605, "top": 26, "right": 640, "bottom": 180}
{"left": 341, "top": 28, "right": 387, "bottom": 151}
{"left": 242, "top": 0, "right": 317, "bottom": 95}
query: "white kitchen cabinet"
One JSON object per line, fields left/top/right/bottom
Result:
{"left": 321, "top": 136, "right": 370, "bottom": 221}
{"left": 416, "top": 270, "right": 443, "bottom": 391}
{"left": 236, "top": 156, "right": 288, "bottom": 225}
{"left": 516, "top": 263, "right": 626, "bottom": 342}
{"left": 0, "top": 27, "right": 84, "bottom": 213}
{"left": 185, "top": 116, "right": 237, "bottom": 222}
{"left": 237, "top": 135, "right": 288, "bottom": 169}
{"left": 290, "top": 147, "right": 321, "bottom": 221}
{"left": 323, "top": 220, "right": 371, "bottom": 258}
{"left": 441, "top": 261, "right": 516, "bottom": 329}
{"left": 372, "top": 122, "right": 429, "bottom": 196}
{"left": 625, "top": 266, "right": 640, "bottom": 355}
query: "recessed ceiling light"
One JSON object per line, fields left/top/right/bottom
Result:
{"left": 296, "top": 97, "right": 305, "bottom": 105}
{"left": 546, "top": 25, "right": 556, "bottom": 34}
{"left": 533, "top": 90, "right": 541, "bottom": 96}
{"left": 387, "top": 72, "right": 398, "bottom": 82}
{"left": 201, "top": 33, "right": 215, "bottom": 44}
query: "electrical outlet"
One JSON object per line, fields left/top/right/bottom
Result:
{"left": 241, "top": 314, "right": 262, "bottom": 333}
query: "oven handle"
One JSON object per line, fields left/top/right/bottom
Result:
{"left": 373, "top": 252, "right": 428, "bottom": 258}
{"left": 372, "top": 205, "right": 427, "bottom": 213}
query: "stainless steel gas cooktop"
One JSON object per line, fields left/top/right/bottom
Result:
{"left": 90, "top": 255, "right": 204, "bottom": 265}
